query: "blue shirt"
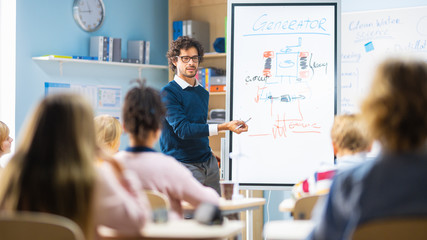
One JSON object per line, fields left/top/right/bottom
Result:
{"left": 160, "top": 78, "right": 212, "bottom": 163}
{"left": 308, "top": 150, "right": 427, "bottom": 240}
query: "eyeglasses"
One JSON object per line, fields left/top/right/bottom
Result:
{"left": 176, "top": 56, "right": 201, "bottom": 63}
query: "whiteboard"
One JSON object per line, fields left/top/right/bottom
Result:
{"left": 341, "top": 6, "right": 427, "bottom": 113}
{"left": 227, "top": 0, "right": 340, "bottom": 188}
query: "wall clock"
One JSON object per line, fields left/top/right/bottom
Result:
{"left": 73, "top": 0, "right": 105, "bottom": 32}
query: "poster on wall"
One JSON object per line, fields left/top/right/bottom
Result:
{"left": 44, "top": 82, "right": 122, "bottom": 119}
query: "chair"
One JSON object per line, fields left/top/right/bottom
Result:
{"left": 144, "top": 190, "right": 170, "bottom": 210}
{"left": 0, "top": 211, "right": 85, "bottom": 240}
{"left": 292, "top": 194, "right": 324, "bottom": 220}
{"left": 144, "top": 190, "right": 170, "bottom": 223}
{"left": 351, "top": 217, "right": 427, "bottom": 240}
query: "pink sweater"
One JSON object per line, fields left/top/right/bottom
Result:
{"left": 94, "top": 162, "right": 151, "bottom": 237}
{"left": 115, "top": 151, "right": 220, "bottom": 219}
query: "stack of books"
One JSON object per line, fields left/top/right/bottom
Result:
{"left": 197, "top": 68, "right": 226, "bottom": 92}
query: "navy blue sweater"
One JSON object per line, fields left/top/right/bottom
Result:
{"left": 160, "top": 81, "right": 212, "bottom": 163}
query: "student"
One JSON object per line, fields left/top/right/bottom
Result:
{"left": 161, "top": 36, "right": 248, "bottom": 194}
{"left": 115, "top": 80, "right": 220, "bottom": 219}
{"left": 292, "top": 114, "right": 372, "bottom": 199}
{"left": 94, "top": 114, "right": 122, "bottom": 154}
{"left": 0, "top": 121, "right": 13, "bottom": 170}
{"left": 0, "top": 93, "right": 150, "bottom": 239}
{"left": 0, "top": 121, "right": 13, "bottom": 159}
{"left": 308, "top": 58, "right": 427, "bottom": 240}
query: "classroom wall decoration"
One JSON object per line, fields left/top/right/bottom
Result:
{"left": 227, "top": 0, "right": 340, "bottom": 188}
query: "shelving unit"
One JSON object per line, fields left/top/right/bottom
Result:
{"left": 168, "top": 0, "right": 227, "bottom": 157}
{"left": 32, "top": 56, "right": 168, "bottom": 78}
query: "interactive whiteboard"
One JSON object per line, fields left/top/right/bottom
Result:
{"left": 227, "top": 0, "right": 340, "bottom": 188}
{"left": 341, "top": 6, "right": 427, "bottom": 113}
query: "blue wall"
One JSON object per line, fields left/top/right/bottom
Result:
{"left": 264, "top": 0, "right": 427, "bottom": 223}
{"left": 15, "top": 0, "right": 168, "bottom": 148}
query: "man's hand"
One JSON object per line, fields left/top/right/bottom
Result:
{"left": 218, "top": 120, "right": 248, "bottom": 134}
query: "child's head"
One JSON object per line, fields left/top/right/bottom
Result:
{"left": 331, "top": 114, "right": 372, "bottom": 157}
{"left": 122, "top": 80, "right": 166, "bottom": 145}
{"left": 0, "top": 121, "right": 12, "bottom": 155}
{"left": 94, "top": 115, "right": 122, "bottom": 154}
{"left": 0, "top": 93, "right": 97, "bottom": 238}
{"left": 361, "top": 58, "right": 427, "bottom": 152}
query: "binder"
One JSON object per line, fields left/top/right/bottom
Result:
{"left": 144, "top": 41, "right": 150, "bottom": 64}
{"left": 173, "top": 21, "right": 183, "bottom": 40}
{"left": 90, "top": 36, "right": 110, "bottom": 61}
{"left": 128, "top": 40, "right": 145, "bottom": 64}
{"left": 210, "top": 76, "right": 226, "bottom": 85}
{"left": 108, "top": 37, "right": 113, "bottom": 62}
{"left": 112, "top": 38, "right": 122, "bottom": 62}
{"left": 197, "top": 68, "right": 206, "bottom": 88}
{"left": 183, "top": 20, "right": 210, "bottom": 52}
{"left": 173, "top": 20, "right": 210, "bottom": 51}
{"left": 210, "top": 85, "right": 226, "bottom": 92}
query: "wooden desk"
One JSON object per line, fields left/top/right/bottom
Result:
{"left": 98, "top": 219, "right": 244, "bottom": 240}
{"left": 263, "top": 220, "right": 314, "bottom": 240}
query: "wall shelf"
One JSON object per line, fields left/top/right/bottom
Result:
{"left": 204, "top": 52, "right": 226, "bottom": 59}
{"left": 210, "top": 92, "right": 226, "bottom": 96}
{"left": 32, "top": 56, "right": 168, "bottom": 78}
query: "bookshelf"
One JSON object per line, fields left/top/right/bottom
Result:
{"left": 168, "top": 0, "right": 227, "bottom": 157}
{"left": 32, "top": 56, "right": 168, "bottom": 78}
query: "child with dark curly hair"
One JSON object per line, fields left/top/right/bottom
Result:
{"left": 115, "top": 80, "right": 220, "bottom": 219}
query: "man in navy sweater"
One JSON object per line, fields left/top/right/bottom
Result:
{"left": 160, "top": 36, "right": 248, "bottom": 194}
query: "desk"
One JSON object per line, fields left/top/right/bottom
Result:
{"left": 98, "top": 219, "right": 244, "bottom": 240}
{"left": 183, "top": 197, "right": 266, "bottom": 215}
{"left": 263, "top": 220, "right": 314, "bottom": 240}
{"left": 183, "top": 197, "right": 265, "bottom": 240}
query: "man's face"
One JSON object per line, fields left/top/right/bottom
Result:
{"left": 174, "top": 47, "right": 199, "bottom": 81}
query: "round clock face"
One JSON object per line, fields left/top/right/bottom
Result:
{"left": 73, "top": 0, "right": 105, "bottom": 32}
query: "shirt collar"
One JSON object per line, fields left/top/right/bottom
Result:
{"left": 174, "top": 75, "right": 202, "bottom": 89}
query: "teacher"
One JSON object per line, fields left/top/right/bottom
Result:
{"left": 160, "top": 36, "right": 248, "bottom": 194}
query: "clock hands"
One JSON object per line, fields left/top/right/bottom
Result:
{"left": 85, "top": 0, "right": 92, "bottom": 12}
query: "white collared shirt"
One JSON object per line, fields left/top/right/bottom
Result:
{"left": 173, "top": 75, "right": 218, "bottom": 136}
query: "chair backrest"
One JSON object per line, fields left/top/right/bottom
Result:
{"left": 293, "top": 194, "right": 324, "bottom": 220}
{"left": 144, "top": 190, "right": 170, "bottom": 210}
{"left": 144, "top": 190, "right": 170, "bottom": 223}
{"left": 352, "top": 217, "right": 427, "bottom": 240}
{"left": 0, "top": 211, "right": 85, "bottom": 240}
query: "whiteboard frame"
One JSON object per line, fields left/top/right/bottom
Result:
{"left": 225, "top": 0, "right": 341, "bottom": 190}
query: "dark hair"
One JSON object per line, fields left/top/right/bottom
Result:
{"left": 166, "top": 36, "right": 204, "bottom": 72}
{"left": 123, "top": 80, "right": 166, "bottom": 144}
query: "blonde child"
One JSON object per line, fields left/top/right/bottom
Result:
{"left": 292, "top": 114, "right": 372, "bottom": 199}
{"left": 94, "top": 114, "right": 122, "bottom": 154}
